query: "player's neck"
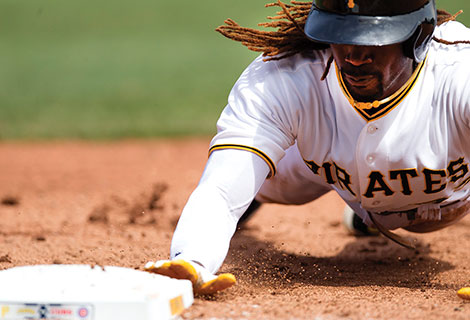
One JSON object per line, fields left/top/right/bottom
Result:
{"left": 378, "top": 63, "right": 415, "bottom": 101}
{"left": 336, "top": 59, "right": 425, "bottom": 110}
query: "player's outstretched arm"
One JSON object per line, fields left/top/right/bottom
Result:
{"left": 146, "top": 148, "right": 270, "bottom": 294}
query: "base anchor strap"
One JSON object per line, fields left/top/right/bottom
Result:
{"left": 368, "top": 212, "right": 416, "bottom": 250}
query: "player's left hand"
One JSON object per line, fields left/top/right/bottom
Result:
{"left": 144, "top": 259, "right": 236, "bottom": 295}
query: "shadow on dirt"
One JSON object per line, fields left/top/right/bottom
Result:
{"left": 225, "top": 229, "right": 454, "bottom": 291}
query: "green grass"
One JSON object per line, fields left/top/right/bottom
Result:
{"left": 439, "top": 0, "right": 470, "bottom": 20}
{"left": 1, "top": 0, "right": 469, "bottom": 140}
{"left": 0, "top": 0, "right": 267, "bottom": 139}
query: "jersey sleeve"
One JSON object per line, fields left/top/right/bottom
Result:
{"left": 210, "top": 56, "right": 300, "bottom": 177}
{"left": 170, "top": 148, "right": 271, "bottom": 273}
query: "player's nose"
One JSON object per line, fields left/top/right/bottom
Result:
{"left": 343, "top": 45, "right": 373, "bottom": 67}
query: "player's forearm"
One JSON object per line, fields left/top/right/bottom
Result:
{"left": 169, "top": 184, "right": 237, "bottom": 273}
{"left": 170, "top": 149, "right": 270, "bottom": 273}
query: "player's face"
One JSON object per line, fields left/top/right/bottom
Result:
{"left": 330, "top": 43, "right": 414, "bottom": 102}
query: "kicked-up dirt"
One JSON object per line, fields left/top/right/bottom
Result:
{"left": 0, "top": 139, "right": 469, "bottom": 319}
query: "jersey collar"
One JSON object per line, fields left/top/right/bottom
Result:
{"left": 335, "top": 58, "right": 426, "bottom": 122}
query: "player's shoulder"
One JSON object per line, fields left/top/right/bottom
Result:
{"left": 427, "top": 21, "right": 470, "bottom": 80}
{"left": 271, "top": 49, "right": 330, "bottom": 74}
{"left": 228, "top": 50, "right": 331, "bottom": 115}
{"left": 425, "top": 21, "right": 470, "bottom": 109}
{"left": 433, "top": 20, "right": 470, "bottom": 42}
{"left": 240, "top": 50, "right": 330, "bottom": 84}
{"left": 429, "top": 21, "right": 470, "bottom": 62}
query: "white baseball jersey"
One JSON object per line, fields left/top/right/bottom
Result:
{"left": 209, "top": 21, "right": 470, "bottom": 226}
{"left": 170, "top": 21, "right": 470, "bottom": 273}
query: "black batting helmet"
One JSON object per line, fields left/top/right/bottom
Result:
{"left": 304, "top": 0, "right": 437, "bottom": 62}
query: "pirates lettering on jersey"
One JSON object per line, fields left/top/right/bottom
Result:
{"left": 363, "top": 171, "right": 394, "bottom": 198}
{"left": 304, "top": 160, "right": 337, "bottom": 184}
{"left": 455, "top": 176, "right": 470, "bottom": 191}
{"left": 448, "top": 157, "right": 469, "bottom": 184}
{"left": 304, "top": 157, "right": 470, "bottom": 199}
{"left": 422, "top": 168, "right": 447, "bottom": 194}
{"left": 304, "top": 159, "right": 354, "bottom": 194}
{"left": 334, "top": 162, "right": 356, "bottom": 196}
{"left": 389, "top": 169, "right": 418, "bottom": 195}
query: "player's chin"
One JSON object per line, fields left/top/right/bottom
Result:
{"left": 347, "top": 84, "right": 382, "bottom": 102}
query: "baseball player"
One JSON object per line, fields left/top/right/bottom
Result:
{"left": 146, "top": 0, "right": 470, "bottom": 294}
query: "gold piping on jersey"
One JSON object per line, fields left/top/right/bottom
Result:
{"left": 336, "top": 58, "right": 426, "bottom": 122}
{"left": 209, "top": 144, "right": 276, "bottom": 177}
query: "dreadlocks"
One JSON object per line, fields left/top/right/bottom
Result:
{"left": 216, "top": 1, "right": 470, "bottom": 63}
{"left": 216, "top": 1, "right": 322, "bottom": 61}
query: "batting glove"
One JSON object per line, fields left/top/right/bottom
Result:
{"left": 144, "top": 259, "right": 236, "bottom": 295}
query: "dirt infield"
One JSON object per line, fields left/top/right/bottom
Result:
{"left": 0, "top": 139, "right": 469, "bottom": 319}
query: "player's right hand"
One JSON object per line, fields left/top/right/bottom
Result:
{"left": 144, "top": 259, "right": 236, "bottom": 295}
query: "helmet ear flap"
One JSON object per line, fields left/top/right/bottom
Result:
{"left": 403, "top": 27, "right": 421, "bottom": 61}
{"left": 403, "top": 21, "right": 435, "bottom": 62}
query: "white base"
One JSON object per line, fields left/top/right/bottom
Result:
{"left": 0, "top": 264, "right": 193, "bottom": 320}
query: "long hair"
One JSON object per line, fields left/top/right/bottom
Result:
{"left": 216, "top": 1, "right": 469, "bottom": 63}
